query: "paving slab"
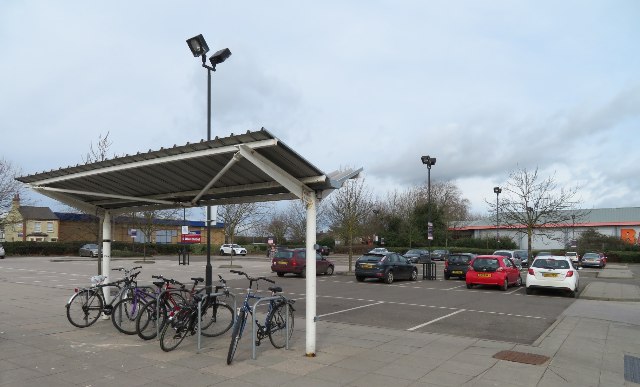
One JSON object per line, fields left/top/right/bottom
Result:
{"left": 580, "top": 281, "right": 640, "bottom": 301}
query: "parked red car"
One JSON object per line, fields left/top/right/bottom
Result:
{"left": 466, "top": 255, "right": 522, "bottom": 291}
{"left": 271, "top": 248, "right": 335, "bottom": 277}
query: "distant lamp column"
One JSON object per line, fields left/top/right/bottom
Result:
{"left": 421, "top": 155, "right": 436, "bottom": 257}
{"left": 493, "top": 187, "right": 502, "bottom": 244}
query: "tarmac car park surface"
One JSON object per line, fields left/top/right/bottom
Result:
{"left": 0, "top": 255, "right": 620, "bottom": 346}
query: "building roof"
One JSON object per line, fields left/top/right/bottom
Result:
{"left": 54, "top": 212, "right": 216, "bottom": 228}
{"left": 452, "top": 207, "right": 640, "bottom": 230}
{"left": 17, "top": 128, "right": 361, "bottom": 215}
{"left": 19, "top": 206, "right": 59, "bottom": 220}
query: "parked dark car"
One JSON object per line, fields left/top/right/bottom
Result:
{"left": 79, "top": 243, "right": 99, "bottom": 257}
{"left": 355, "top": 252, "right": 418, "bottom": 284}
{"left": 403, "top": 249, "right": 429, "bottom": 263}
{"left": 581, "top": 252, "right": 607, "bottom": 268}
{"left": 444, "top": 253, "right": 475, "bottom": 280}
{"left": 271, "top": 248, "right": 334, "bottom": 277}
{"left": 430, "top": 249, "right": 450, "bottom": 261}
{"left": 316, "top": 245, "right": 331, "bottom": 256}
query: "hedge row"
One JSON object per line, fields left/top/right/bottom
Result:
{"left": 0, "top": 241, "right": 224, "bottom": 257}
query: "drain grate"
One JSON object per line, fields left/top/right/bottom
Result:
{"left": 625, "top": 354, "right": 640, "bottom": 383}
{"left": 493, "top": 350, "right": 550, "bottom": 365}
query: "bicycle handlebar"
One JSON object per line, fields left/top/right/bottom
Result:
{"left": 230, "top": 270, "right": 275, "bottom": 284}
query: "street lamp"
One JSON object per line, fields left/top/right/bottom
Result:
{"left": 421, "top": 156, "right": 436, "bottom": 257}
{"left": 187, "top": 34, "right": 232, "bottom": 293}
{"left": 493, "top": 187, "right": 502, "bottom": 245}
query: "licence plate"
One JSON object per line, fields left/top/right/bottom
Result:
{"left": 278, "top": 261, "right": 288, "bottom": 265}
{"left": 452, "top": 271, "right": 463, "bottom": 274}
{"left": 477, "top": 273, "right": 491, "bottom": 278}
{"left": 542, "top": 273, "right": 559, "bottom": 278}
{"left": 361, "top": 264, "right": 373, "bottom": 269}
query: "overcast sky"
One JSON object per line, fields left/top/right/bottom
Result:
{"left": 2, "top": 1, "right": 639, "bottom": 216}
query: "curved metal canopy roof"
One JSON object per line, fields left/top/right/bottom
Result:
{"left": 17, "top": 128, "right": 361, "bottom": 215}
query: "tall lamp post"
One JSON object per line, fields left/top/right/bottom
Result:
{"left": 186, "top": 34, "right": 232, "bottom": 293}
{"left": 493, "top": 187, "right": 502, "bottom": 245}
{"left": 421, "top": 156, "right": 436, "bottom": 257}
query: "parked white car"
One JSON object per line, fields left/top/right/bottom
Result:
{"left": 565, "top": 251, "right": 579, "bottom": 265}
{"left": 219, "top": 244, "right": 247, "bottom": 256}
{"left": 526, "top": 255, "right": 579, "bottom": 297}
{"left": 0, "top": 243, "right": 5, "bottom": 259}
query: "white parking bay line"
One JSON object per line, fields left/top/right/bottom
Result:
{"left": 407, "top": 309, "right": 466, "bottom": 331}
{"left": 317, "top": 301, "right": 384, "bottom": 318}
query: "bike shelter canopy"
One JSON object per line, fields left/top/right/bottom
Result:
{"left": 17, "top": 127, "right": 361, "bottom": 356}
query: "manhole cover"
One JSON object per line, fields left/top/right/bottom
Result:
{"left": 493, "top": 350, "right": 550, "bottom": 365}
{"left": 625, "top": 354, "right": 640, "bottom": 383}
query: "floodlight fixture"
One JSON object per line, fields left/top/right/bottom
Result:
{"left": 421, "top": 155, "right": 436, "bottom": 166}
{"left": 186, "top": 34, "right": 210, "bottom": 57}
{"left": 493, "top": 186, "right": 502, "bottom": 194}
{"left": 209, "top": 48, "right": 232, "bottom": 69}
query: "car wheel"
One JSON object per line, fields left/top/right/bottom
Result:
{"left": 356, "top": 276, "right": 365, "bottom": 282}
{"left": 410, "top": 270, "right": 418, "bottom": 281}
{"left": 242, "top": 253, "right": 246, "bottom": 256}
{"left": 276, "top": 272, "right": 285, "bottom": 277}
{"left": 219, "top": 250, "right": 225, "bottom": 256}
{"left": 501, "top": 278, "right": 508, "bottom": 291}
{"left": 300, "top": 268, "right": 306, "bottom": 278}
{"left": 384, "top": 271, "right": 394, "bottom": 284}
{"left": 568, "top": 289, "right": 576, "bottom": 298}
{"left": 325, "top": 266, "right": 334, "bottom": 276}
{"left": 526, "top": 287, "right": 533, "bottom": 295}
{"left": 515, "top": 276, "right": 523, "bottom": 287}
{"left": 466, "top": 283, "right": 473, "bottom": 289}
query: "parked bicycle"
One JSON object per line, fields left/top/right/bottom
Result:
{"left": 226, "top": 270, "right": 295, "bottom": 365}
{"left": 159, "top": 275, "right": 234, "bottom": 352}
{"left": 135, "top": 276, "right": 197, "bottom": 340}
{"left": 66, "top": 266, "right": 142, "bottom": 330}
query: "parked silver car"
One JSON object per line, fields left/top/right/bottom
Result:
{"left": 79, "top": 243, "right": 99, "bottom": 257}
{"left": 0, "top": 243, "right": 5, "bottom": 259}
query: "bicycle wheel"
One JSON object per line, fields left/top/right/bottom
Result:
{"left": 201, "top": 301, "right": 234, "bottom": 337}
{"left": 67, "top": 289, "right": 103, "bottom": 328}
{"left": 159, "top": 310, "right": 191, "bottom": 352}
{"left": 136, "top": 299, "right": 165, "bottom": 340}
{"left": 268, "top": 301, "right": 294, "bottom": 349}
{"left": 112, "top": 297, "right": 145, "bottom": 335}
{"left": 226, "top": 309, "right": 246, "bottom": 365}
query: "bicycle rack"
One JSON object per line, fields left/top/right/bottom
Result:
{"left": 251, "top": 295, "right": 291, "bottom": 360}
{"left": 197, "top": 291, "right": 236, "bottom": 351}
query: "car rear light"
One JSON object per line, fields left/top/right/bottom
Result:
{"left": 292, "top": 259, "right": 298, "bottom": 266}
{"left": 566, "top": 270, "right": 574, "bottom": 277}
{"left": 528, "top": 268, "right": 534, "bottom": 275}
{"left": 444, "top": 261, "right": 449, "bottom": 268}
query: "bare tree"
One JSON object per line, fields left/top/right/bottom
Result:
{"left": 0, "top": 159, "right": 24, "bottom": 233}
{"left": 326, "top": 177, "right": 373, "bottom": 271}
{"left": 129, "top": 209, "right": 180, "bottom": 261}
{"left": 217, "top": 203, "right": 269, "bottom": 245}
{"left": 264, "top": 211, "right": 289, "bottom": 246}
{"left": 82, "top": 131, "right": 113, "bottom": 164}
{"left": 488, "top": 166, "right": 587, "bottom": 264}
{"left": 284, "top": 199, "right": 328, "bottom": 243}
{"left": 422, "top": 181, "right": 471, "bottom": 245}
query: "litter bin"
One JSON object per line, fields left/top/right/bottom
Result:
{"left": 178, "top": 247, "right": 190, "bottom": 266}
{"left": 422, "top": 261, "right": 436, "bottom": 280}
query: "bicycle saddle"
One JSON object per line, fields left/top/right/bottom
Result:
{"left": 268, "top": 286, "right": 282, "bottom": 293}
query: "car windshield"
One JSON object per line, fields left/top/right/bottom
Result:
{"left": 583, "top": 253, "right": 599, "bottom": 259}
{"left": 434, "top": 250, "right": 446, "bottom": 254}
{"left": 359, "top": 254, "right": 384, "bottom": 262}
{"left": 274, "top": 250, "right": 293, "bottom": 259}
{"left": 532, "top": 259, "right": 570, "bottom": 269}
{"left": 449, "top": 255, "right": 471, "bottom": 264}
{"left": 232, "top": 244, "right": 241, "bottom": 248}
{"left": 472, "top": 258, "right": 499, "bottom": 271}
{"left": 493, "top": 251, "right": 511, "bottom": 257}
{"left": 86, "top": 244, "right": 98, "bottom": 249}
{"left": 406, "top": 250, "right": 422, "bottom": 255}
